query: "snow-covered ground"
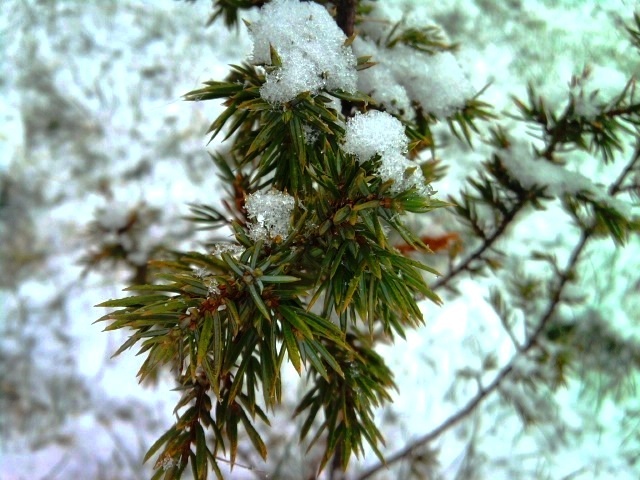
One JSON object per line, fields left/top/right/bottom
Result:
{"left": 1, "top": 0, "right": 639, "bottom": 479}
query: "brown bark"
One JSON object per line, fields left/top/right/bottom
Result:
{"left": 335, "top": 0, "right": 357, "bottom": 38}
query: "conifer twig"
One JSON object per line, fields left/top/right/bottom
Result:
{"left": 357, "top": 233, "right": 589, "bottom": 480}
{"left": 357, "top": 142, "right": 640, "bottom": 480}
{"left": 431, "top": 195, "right": 529, "bottom": 291}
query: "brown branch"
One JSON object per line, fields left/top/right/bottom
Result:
{"left": 609, "top": 139, "right": 640, "bottom": 196}
{"left": 605, "top": 103, "right": 640, "bottom": 117}
{"left": 335, "top": 0, "right": 357, "bottom": 38}
{"left": 335, "top": 0, "right": 358, "bottom": 117}
{"left": 357, "top": 229, "right": 591, "bottom": 480}
{"left": 431, "top": 195, "right": 529, "bottom": 291}
{"left": 357, "top": 139, "right": 640, "bottom": 480}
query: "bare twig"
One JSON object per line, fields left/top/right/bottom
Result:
{"left": 609, "top": 140, "right": 640, "bottom": 196}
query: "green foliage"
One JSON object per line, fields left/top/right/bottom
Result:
{"left": 626, "top": 11, "right": 640, "bottom": 51}
{"left": 203, "top": 0, "right": 266, "bottom": 29}
{"left": 445, "top": 67, "right": 640, "bottom": 289}
{"left": 98, "top": 7, "right": 456, "bottom": 476}
{"left": 511, "top": 69, "right": 640, "bottom": 164}
{"left": 98, "top": 3, "right": 640, "bottom": 479}
{"left": 384, "top": 23, "right": 457, "bottom": 54}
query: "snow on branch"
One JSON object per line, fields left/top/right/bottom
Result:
{"left": 343, "top": 110, "right": 432, "bottom": 195}
{"left": 501, "top": 138, "right": 632, "bottom": 217}
{"left": 354, "top": 40, "right": 475, "bottom": 119}
{"left": 248, "top": 0, "right": 358, "bottom": 104}
{"left": 343, "top": 109, "right": 408, "bottom": 161}
{"left": 245, "top": 189, "right": 295, "bottom": 242}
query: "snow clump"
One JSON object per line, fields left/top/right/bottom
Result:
{"left": 343, "top": 110, "right": 408, "bottom": 161}
{"left": 248, "top": 0, "right": 358, "bottom": 104}
{"left": 343, "top": 111, "right": 431, "bottom": 196}
{"left": 410, "top": 50, "right": 476, "bottom": 117}
{"left": 354, "top": 38, "right": 475, "bottom": 118}
{"left": 352, "top": 37, "right": 413, "bottom": 118}
{"left": 245, "top": 190, "right": 295, "bottom": 242}
{"left": 500, "top": 137, "right": 632, "bottom": 217}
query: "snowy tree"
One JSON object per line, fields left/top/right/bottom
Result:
{"left": 86, "top": 1, "right": 640, "bottom": 479}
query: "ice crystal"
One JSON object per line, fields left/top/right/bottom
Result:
{"left": 245, "top": 190, "right": 295, "bottom": 242}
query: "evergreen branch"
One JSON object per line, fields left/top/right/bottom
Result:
{"left": 94, "top": 3, "right": 640, "bottom": 479}
{"left": 625, "top": 11, "right": 640, "bottom": 51}
{"left": 385, "top": 24, "right": 457, "bottom": 54}
{"left": 357, "top": 141, "right": 640, "bottom": 480}
{"left": 447, "top": 92, "right": 496, "bottom": 147}
{"left": 358, "top": 229, "right": 592, "bottom": 480}
{"left": 205, "top": 0, "right": 267, "bottom": 28}
{"left": 513, "top": 78, "right": 639, "bottom": 163}
{"left": 610, "top": 139, "right": 640, "bottom": 196}
{"left": 436, "top": 84, "right": 638, "bottom": 290}
{"left": 433, "top": 191, "right": 530, "bottom": 291}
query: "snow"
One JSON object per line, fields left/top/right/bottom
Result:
{"left": 569, "top": 65, "right": 629, "bottom": 119}
{"left": 358, "top": 0, "right": 438, "bottom": 42}
{"left": 376, "top": 151, "right": 433, "bottom": 196}
{"left": 211, "top": 242, "right": 245, "bottom": 258}
{"left": 249, "top": 0, "right": 358, "bottom": 104}
{"left": 353, "top": 37, "right": 414, "bottom": 118}
{"left": 343, "top": 110, "right": 409, "bottom": 162}
{"left": 95, "top": 202, "right": 135, "bottom": 231}
{"left": 1, "top": 0, "right": 639, "bottom": 479}
{"left": 500, "top": 136, "right": 633, "bottom": 216}
{"left": 409, "top": 50, "right": 476, "bottom": 117}
{"left": 354, "top": 38, "right": 477, "bottom": 118}
{"left": 354, "top": 3, "right": 476, "bottom": 118}
{"left": 343, "top": 110, "right": 431, "bottom": 195}
{"left": 244, "top": 189, "right": 295, "bottom": 242}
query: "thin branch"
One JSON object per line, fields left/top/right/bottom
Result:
{"left": 609, "top": 139, "right": 640, "bottom": 196}
{"left": 432, "top": 196, "right": 529, "bottom": 291}
{"left": 38, "top": 453, "right": 71, "bottom": 480}
{"left": 357, "top": 231, "right": 590, "bottom": 480}
{"left": 357, "top": 141, "right": 640, "bottom": 480}
{"left": 501, "top": 316, "right": 524, "bottom": 352}
{"left": 335, "top": 0, "right": 357, "bottom": 38}
{"left": 432, "top": 118, "right": 638, "bottom": 292}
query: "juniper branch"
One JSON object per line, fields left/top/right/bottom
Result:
{"left": 431, "top": 194, "right": 529, "bottom": 291}
{"left": 358, "top": 141, "right": 640, "bottom": 480}
{"left": 356, "top": 229, "right": 590, "bottom": 479}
